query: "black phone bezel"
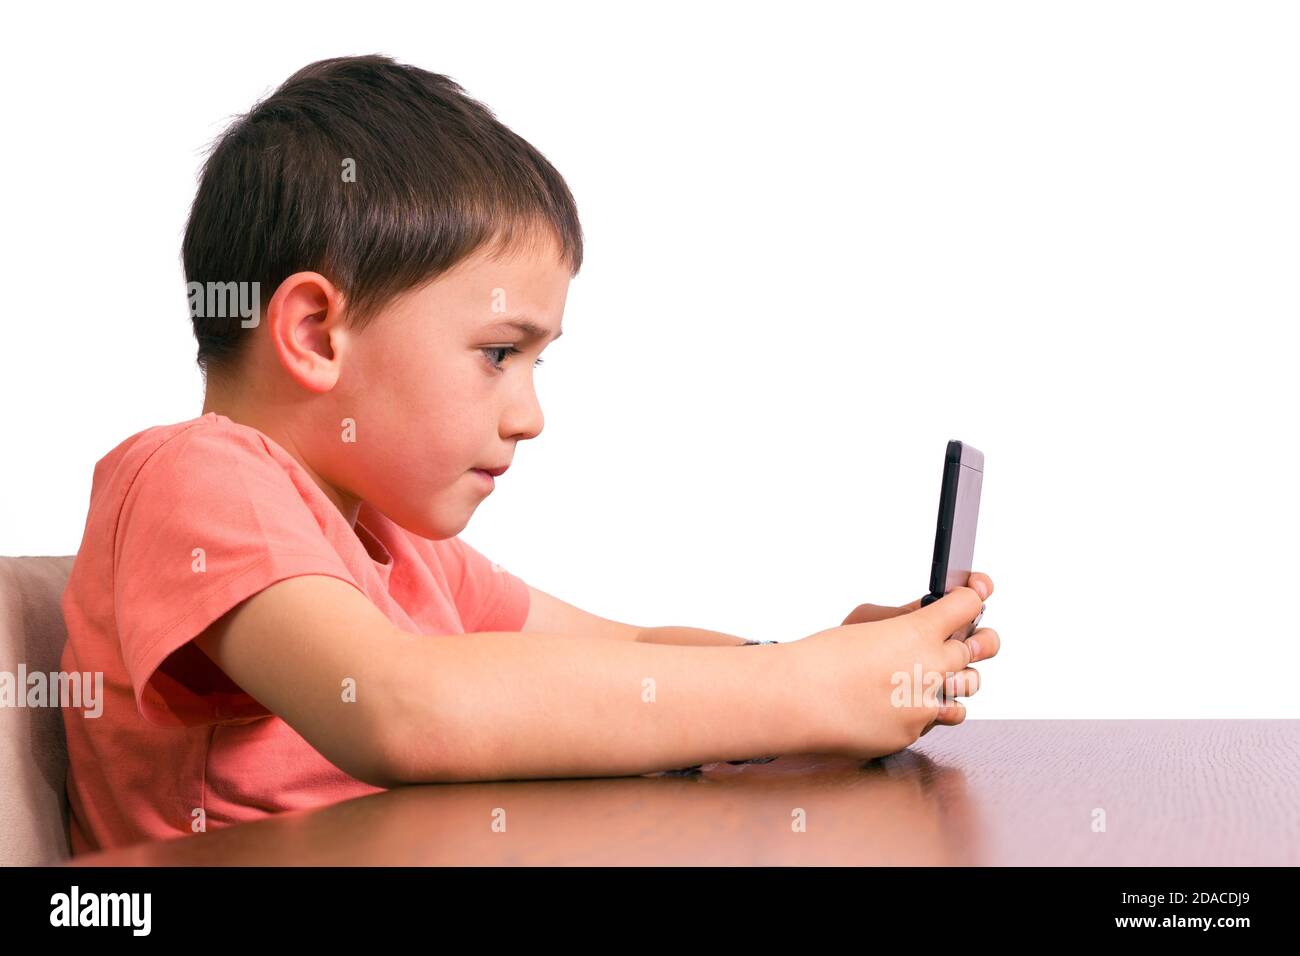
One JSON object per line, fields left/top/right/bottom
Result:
{"left": 920, "top": 439, "right": 975, "bottom": 608}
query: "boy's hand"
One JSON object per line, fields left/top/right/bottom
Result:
{"left": 841, "top": 572, "right": 994, "bottom": 626}
{"left": 802, "top": 576, "right": 998, "bottom": 756}
{"left": 838, "top": 571, "right": 995, "bottom": 738}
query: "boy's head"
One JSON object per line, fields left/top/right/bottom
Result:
{"left": 183, "top": 54, "right": 582, "bottom": 539}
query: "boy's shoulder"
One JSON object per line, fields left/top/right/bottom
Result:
{"left": 89, "top": 411, "right": 297, "bottom": 509}
{"left": 93, "top": 411, "right": 276, "bottom": 491}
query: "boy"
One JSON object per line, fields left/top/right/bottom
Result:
{"left": 59, "top": 54, "right": 998, "bottom": 854}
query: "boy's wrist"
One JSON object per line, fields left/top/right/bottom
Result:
{"left": 777, "top": 636, "right": 846, "bottom": 756}
{"left": 730, "top": 637, "right": 843, "bottom": 757}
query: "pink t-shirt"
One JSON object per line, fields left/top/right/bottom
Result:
{"left": 60, "top": 411, "right": 531, "bottom": 855}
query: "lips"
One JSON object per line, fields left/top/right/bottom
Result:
{"left": 476, "top": 465, "right": 509, "bottom": 477}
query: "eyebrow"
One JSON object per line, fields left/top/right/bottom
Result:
{"left": 485, "top": 317, "right": 563, "bottom": 342}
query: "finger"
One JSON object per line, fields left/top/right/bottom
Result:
{"left": 842, "top": 603, "right": 904, "bottom": 625}
{"left": 941, "top": 667, "right": 980, "bottom": 699}
{"left": 911, "top": 585, "right": 984, "bottom": 646}
{"left": 933, "top": 699, "right": 966, "bottom": 726}
{"left": 965, "top": 626, "right": 1000, "bottom": 662}
{"left": 842, "top": 598, "right": 927, "bottom": 626}
{"left": 943, "top": 635, "right": 974, "bottom": 672}
{"left": 940, "top": 628, "right": 998, "bottom": 675}
{"left": 968, "top": 572, "right": 994, "bottom": 601}
{"left": 920, "top": 698, "right": 966, "bottom": 736}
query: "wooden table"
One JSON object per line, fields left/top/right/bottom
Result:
{"left": 68, "top": 720, "right": 1300, "bottom": 866}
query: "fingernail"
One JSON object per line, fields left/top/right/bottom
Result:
{"left": 974, "top": 580, "right": 989, "bottom": 599}
{"left": 968, "top": 638, "right": 981, "bottom": 658}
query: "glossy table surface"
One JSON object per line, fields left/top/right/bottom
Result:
{"left": 68, "top": 720, "right": 1300, "bottom": 866}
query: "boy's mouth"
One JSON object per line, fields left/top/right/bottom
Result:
{"left": 471, "top": 465, "right": 507, "bottom": 487}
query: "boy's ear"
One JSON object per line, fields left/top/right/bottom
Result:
{"left": 266, "top": 271, "right": 349, "bottom": 393}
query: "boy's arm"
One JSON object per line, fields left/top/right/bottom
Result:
{"left": 196, "top": 575, "right": 828, "bottom": 787}
{"left": 524, "top": 585, "right": 751, "bottom": 646}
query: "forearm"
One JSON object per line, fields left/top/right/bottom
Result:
{"left": 385, "top": 632, "right": 825, "bottom": 783}
{"left": 634, "top": 625, "right": 751, "bottom": 646}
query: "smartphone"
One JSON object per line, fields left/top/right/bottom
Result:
{"left": 919, "top": 440, "right": 985, "bottom": 638}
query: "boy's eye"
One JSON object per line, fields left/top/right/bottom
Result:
{"left": 481, "top": 346, "right": 545, "bottom": 371}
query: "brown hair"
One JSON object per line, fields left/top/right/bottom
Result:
{"left": 181, "top": 54, "right": 583, "bottom": 380}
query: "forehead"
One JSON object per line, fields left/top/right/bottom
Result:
{"left": 429, "top": 234, "right": 571, "bottom": 331}
{"left": 479, "top": 316, "right": 563, "bottom": 342}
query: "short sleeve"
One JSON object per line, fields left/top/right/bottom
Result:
{"left": 113, "top": 423, "right": 360, "bottom": 728}
{"left": 439, "top": 536, "right": 531, "bottom": 633}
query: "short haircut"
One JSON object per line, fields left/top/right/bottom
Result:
{"left": 181, "top": 54, "right": 583, "bottom": 380}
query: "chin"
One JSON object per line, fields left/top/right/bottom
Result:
{"left": 371, "top": 497, "right": 469, "bottom": 542}
{"left": 426, "top": 507, "right": 475, "bottom": 541}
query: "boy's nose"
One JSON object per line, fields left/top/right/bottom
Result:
{"left": 502, "top": 388, "right": 544, "bottom": 441}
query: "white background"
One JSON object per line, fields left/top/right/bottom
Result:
{"left": 2, "top": 1, "right": 1296, "bottom": 717}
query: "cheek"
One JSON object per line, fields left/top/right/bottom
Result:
{"left": 414, "top": 365, "right": 493, "bottom": 448}
{"left": 363, "top": 364, "right": 491, "bottom": 475}
{"left": 339, "top": 337, "right": 500, "bottom": 480}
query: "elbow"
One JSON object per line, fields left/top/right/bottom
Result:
{"left": 364, "top": 652, "right": 457, "bottom": 786}
{"left": 343, "top": 750, "right": 409, "bottom": 791}
{"left": 372, "top": 716, "right": 464, "bottom": 787}
{"left": 368, "top": 720, "right": 428, "bottom": 787}
{"left": 317, "top": 712, "right": 416, "bottom": 789}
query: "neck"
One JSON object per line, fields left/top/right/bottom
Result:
{"left": 201, "top": 389, "right": 362, "bottom": 528}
